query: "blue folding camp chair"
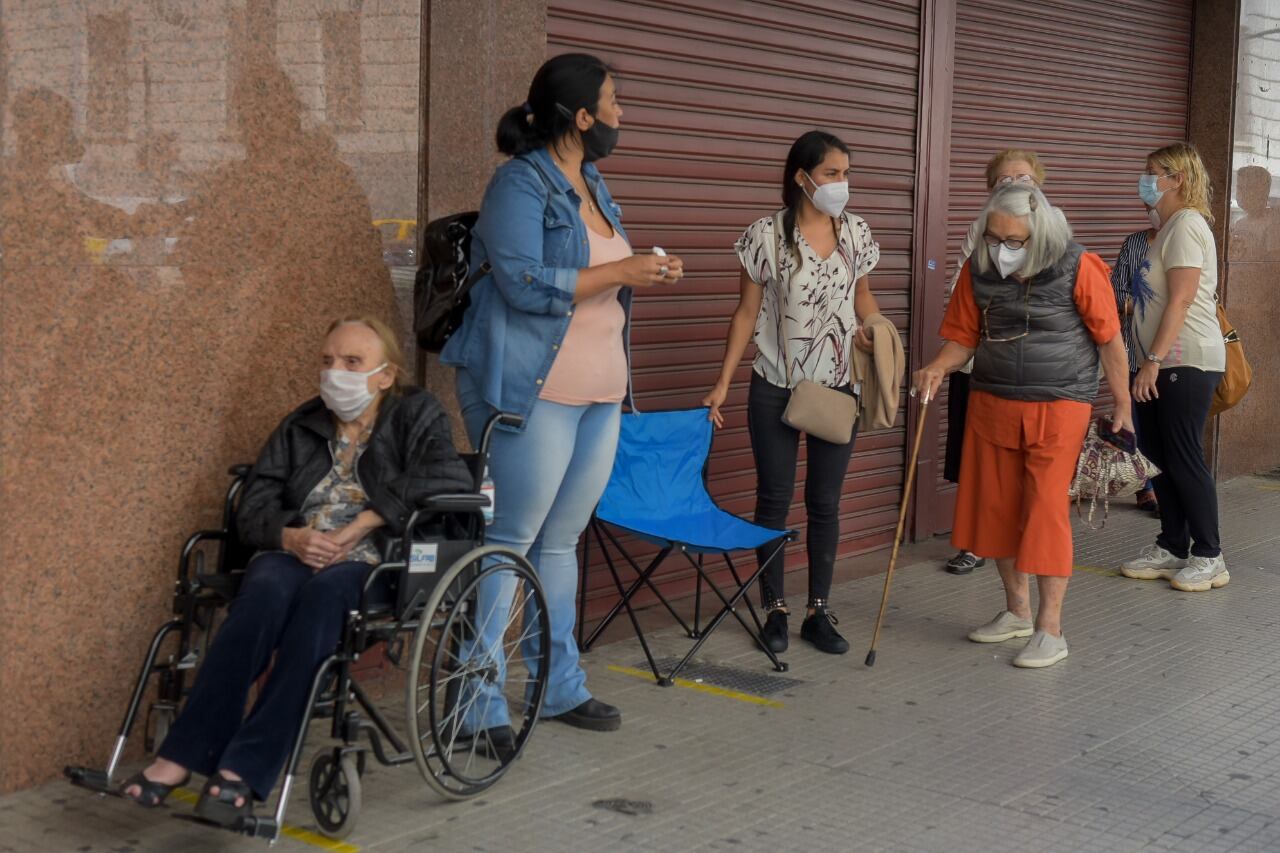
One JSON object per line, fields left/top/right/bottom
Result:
{"left": 576, "top": 408, "right": 797, "bottom": 684}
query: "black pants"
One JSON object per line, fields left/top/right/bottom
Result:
{"left": 158, "top": 552, "right": 378, "bottom": 800}
{"left": 747, "top": 371, "right": 857, "bottom": 606}
{"left": 1134, "top": 367, "right": 1223, "bottom": 559}
{"left": 943, "top": 371, "right": 970, "bottom": 485}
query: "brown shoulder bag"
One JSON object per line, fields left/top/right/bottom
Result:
{"left": 1210, "top": 300, "right": 1252, "bottom": 416}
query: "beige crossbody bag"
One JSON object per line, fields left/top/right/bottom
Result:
{"left": 768, "top": 211, "right": 858, "bottom": 445}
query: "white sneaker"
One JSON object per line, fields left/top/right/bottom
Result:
{"left": 1120, "top": 544, "right": 1187, "bottom": 580}
{"left": 1013, "top": 630, "right": 1069, "bottom": 668}
{"left": 967, "top": 610, "right": 1034, "bottom": 644}
{"left": 1170, "top": 555, "right": 1229, "bottom": 592}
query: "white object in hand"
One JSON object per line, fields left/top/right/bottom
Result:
{"left": 653, "top": 246, "right": 669, "bottom": 276}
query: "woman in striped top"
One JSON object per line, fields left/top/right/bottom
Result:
{"left": 1109, "top": 213, "right": 1159, "bottom": 515}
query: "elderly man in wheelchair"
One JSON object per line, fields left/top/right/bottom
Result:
{"left": 71, "top": 315, "right": 551, "bottom": 839}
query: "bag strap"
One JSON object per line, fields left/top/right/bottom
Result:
{"left": 770, "top": 211, "right": 797, "bottom": 388}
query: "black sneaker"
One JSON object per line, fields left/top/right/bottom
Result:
{"left": 945, "top": 550, "right": 986, "bottom": 575}
{"left": 800, "top": 608, "right": 849, "bottom": 655}
{"left": 761, "top": 609, "right": 789, "bottom": 653}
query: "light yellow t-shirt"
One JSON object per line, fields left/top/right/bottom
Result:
{"left": 1135, "top": 208, "right": 1225, "bottom": 372}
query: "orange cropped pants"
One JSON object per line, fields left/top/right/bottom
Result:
{"left": 951, "top": 390, "right": 1091, "bottom": 577}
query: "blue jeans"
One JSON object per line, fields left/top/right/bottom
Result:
{"left": 158, "top": 553, "right": 374, "bottom": 799}
{"left": 455, "top": 369, "right": 620, "bottom": 728}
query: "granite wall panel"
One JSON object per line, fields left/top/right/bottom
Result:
{"left": 0, "top": 0, "right": 420, "bottom": 792}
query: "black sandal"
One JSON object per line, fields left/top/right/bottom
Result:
{"left": 119, "top": 770, "right": 190, "bottom": 808}
{"left": 194, "top": 771, "right": 254, "bottom": 827}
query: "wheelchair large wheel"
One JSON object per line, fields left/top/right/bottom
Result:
{"left": 405, "top": 546, "right": 550, "bottom": 800}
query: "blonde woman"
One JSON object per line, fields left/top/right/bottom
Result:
{"left": 1120, "top": 143, "right": 1227, "bottom": 592}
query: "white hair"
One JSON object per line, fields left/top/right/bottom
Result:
{"left": 971, "top": 184, "right": 1072, "bottom": 279}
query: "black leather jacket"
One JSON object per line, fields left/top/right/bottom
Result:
{"left": 235, "top": 387, "right": 473, "bottom": 551}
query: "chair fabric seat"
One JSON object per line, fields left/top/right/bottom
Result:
{"left": 597, "top": 508, "right": 784, "bottom": 554}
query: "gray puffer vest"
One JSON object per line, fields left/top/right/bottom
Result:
{"left": 969, "top": 242, "right": 1099, "bottom": 403}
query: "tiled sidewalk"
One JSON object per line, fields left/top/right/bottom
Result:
{"left": 4, "top": 475, "right": 1279, "bottom": 853}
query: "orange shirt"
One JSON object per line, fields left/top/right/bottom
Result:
{"left": 940, "top": 251, "right": 1120, "bottom": 350}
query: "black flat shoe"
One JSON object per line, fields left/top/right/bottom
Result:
{"left": 800, "top": 608, "right": 849, "bottom": 655}
{"left": 945, "top": 550, "right": 986, "bottom": 575}
{"left": 119, "top": 770, "right": 190, "bottom": 808}
{"left": 549, "top": 698, "right": 621, "bottom": 732}
{"left": 761, "top": 609, "right": 789, "bottom": 653}
{"left": 466, "top": 725, "right": 517, "bottom": 762}
{"left": 194, "top": 771, "right": 254, "bottom": 828}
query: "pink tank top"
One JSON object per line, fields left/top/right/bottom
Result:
{"left": 540, "top": 226, "right": 632, "bottom": 405}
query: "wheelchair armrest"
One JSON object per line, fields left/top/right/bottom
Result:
{"left": 416, "top": 493, "right": 489, "bottom": 513}
{"left": 228, "top": 464, "right": 252, "bottom": 478}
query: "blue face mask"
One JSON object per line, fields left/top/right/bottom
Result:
{"left": 1138, "top": 174, "right": 1165, "bottom": 207}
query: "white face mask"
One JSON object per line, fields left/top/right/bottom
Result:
{"left": 802, "top": 171, "right": 849, "bottom": 218}
{"left": 320, "top": 363, "right": 387, "bottom": 422}
{"left": 1147, "top": 208, "right": 1162, "bottom": 230}
{"left": 988, "top": 243, "right": 1027, "bottom": 279}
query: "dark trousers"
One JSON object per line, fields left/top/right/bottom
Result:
{"left": 747, "top": 371, "right": 857, "bottom": 606}
{"left": 1134, "top": 367, "right": 1223, "bottom": 559}
{"left": 943, "top": 371, "right": 970, "bottom": 485}
{"left": 158, "top": 552, "right": 370, "bottom": 800}
{"left": 1129, "top": 372, "right": 1152, "bottom": 492}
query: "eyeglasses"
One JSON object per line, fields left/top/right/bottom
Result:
{"left": 996, "top": 174, "right": 1037, "bottom": 185}
{"left": 983, "top": 233, "right": 1028, "bottom": 250}
{"left": 981, "top": 285, "right": 1031, "bottom": 343}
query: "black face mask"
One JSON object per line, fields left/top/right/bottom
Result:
{"left": 581, "top": 116, "right": 619, "bottom": 163}
{"left": 557, "top": 102, "right": 619, "bottom": 163}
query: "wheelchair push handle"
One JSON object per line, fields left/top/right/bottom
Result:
{"left": 477, "top": 412, "right": 523, "bottom": 458}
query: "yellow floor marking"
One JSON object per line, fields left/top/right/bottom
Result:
{"left": 1074, "top": 564, "right": 1120, "bottom": 578}
{"left": 607, "top": 664, "right": 784, "bottom": 708}
{"left": 170, "top": 787, "right": 361, "bottom": 853}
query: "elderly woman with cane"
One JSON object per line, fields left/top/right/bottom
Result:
{"left": 913, "top": 183, "right": 1131, "bottom": 668}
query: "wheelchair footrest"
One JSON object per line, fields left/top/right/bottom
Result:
{"left": 238, "top": 815, "right": 280, "bottom": 840}
{"left": 65, "top": 765, "right": 113, "bottom": 794}
{"left": 172, "top": 812, "right": 280, "bottom": 842}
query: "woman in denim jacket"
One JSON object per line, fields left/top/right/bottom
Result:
{"left": 441, "top": 53, "right": 683, "bottom": 735}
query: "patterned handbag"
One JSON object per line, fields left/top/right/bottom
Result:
{"left": 1068, "top": 420, "right": 1161, "bottom": 529}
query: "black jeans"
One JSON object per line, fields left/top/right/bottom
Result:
{"left": 1134, "top": 366, "right": 1223, "bottom": 559}
{"left": 158, "top": 552, "right": 377, "bottom": 800}
{"left": 943, "top": 371, "right": 970, "bottom": 485}
{"left": 747, "top": 371, "right": 858, "bottom": 607}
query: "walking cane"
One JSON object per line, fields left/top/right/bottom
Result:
{"left": 865, "top": 387, "right": 931, "bottom": 667}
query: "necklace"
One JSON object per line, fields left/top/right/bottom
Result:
{"left": 551, "top": 152, "right": 596, "bottom": 214}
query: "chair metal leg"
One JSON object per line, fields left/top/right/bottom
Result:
{"left": 581, "top": 541, "right": 686, "bottom": 651}
{"left": 666, "top": 542, "right": 790, "bottom": 679}
{"left": 692, "top": 554, "right": 703, "bottom": 639}
{"left": 576, "top": 519, "right": 595, "bottom": 652}
{"left": 599, "top": 525, "right": 691, "bottom": 633}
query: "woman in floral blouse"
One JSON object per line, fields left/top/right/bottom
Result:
{"left": 703, "top": 130, "right": 881, "bottom": 656}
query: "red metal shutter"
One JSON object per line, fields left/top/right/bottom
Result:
{"left": 547, "top": 1, "right": 923, "bottom": 610}
{"left": 931, "top": 0, "right": 1193, "bottom": 531}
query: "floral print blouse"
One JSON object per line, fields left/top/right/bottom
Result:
{"left": 735, "top": 211, "right": 880, "bottom": 388}
{"left": 301, "top": 427, "right": 381, "bottom": 565}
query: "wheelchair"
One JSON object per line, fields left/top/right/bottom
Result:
{"left": 67, "top": 412, "right": 549, "bottom": 842}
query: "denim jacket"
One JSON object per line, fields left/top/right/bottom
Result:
{"left": 440, "top": 147, "right": 634, "bottom": 431}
